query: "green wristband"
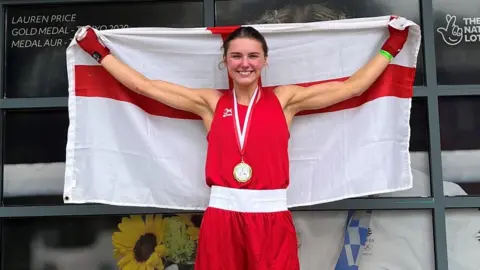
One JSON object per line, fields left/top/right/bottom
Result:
{"left": 380, "top": 50, "right": 393, "bottom": 61}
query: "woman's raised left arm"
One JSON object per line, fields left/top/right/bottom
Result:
{"left": 278, "top": 16, "right": 410, "bottom": 114}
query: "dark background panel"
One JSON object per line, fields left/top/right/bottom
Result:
{"left": 215, "top": 0, "right": 425, "bottom": 86}
{"left": 2, "top": 214, "right": 204, "bottom": 270}
{"left": 439, "top": 96, "right": 480, "bottom": 196}
{"left": 410, "top": 98, "right": 429, "bottom": 152}
{"left": 5, "top": 110, "right": 68, "bottom": 165}
{"left": 439, "top": 96, "right": 480, "bottom": 151}
{"left": 434, "top": 0, "right": 480, "bottom": 85}
{"left": 3, "top": 110, "right": 68, "bottom": 205}
{"left": 4, "top": 1, "right": 204, "bottom": 98}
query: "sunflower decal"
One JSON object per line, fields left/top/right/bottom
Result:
{"left": 113, "top": 215, "right": 167, "bottom": 270}
{"left": 112, "top": 213, "right": 201, "bottom": 270}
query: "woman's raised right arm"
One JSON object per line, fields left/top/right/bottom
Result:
{"left": 75, "top": 26, "right": 217, "bottom": 118}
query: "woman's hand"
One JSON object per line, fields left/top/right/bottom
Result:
{"left": 381, "top": 15, "right": 410, "bottom": 58}
{"left": 75, "top": 26, "right": 111, "bottom": 63}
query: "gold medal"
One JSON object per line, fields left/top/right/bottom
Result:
{"left": 233, "top": 161, "right": 252, "bottom": 183}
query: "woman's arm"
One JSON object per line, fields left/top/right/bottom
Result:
{"left": 75, "top": 27, "right": 216, "bottom": 117}
{"left": 279, "top": 16, "right": 409, "bottom": 114}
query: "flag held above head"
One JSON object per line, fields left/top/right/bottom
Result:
{"left": 64, "top": 15, "right": 422, "bottom": 210}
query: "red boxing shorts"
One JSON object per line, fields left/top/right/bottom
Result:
{"left": 194, "top": 186, "right": 300, "bottom": 270}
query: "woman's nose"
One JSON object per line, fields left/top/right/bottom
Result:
{"left": 240, "top": 57, "right": 249, "bottom": 66}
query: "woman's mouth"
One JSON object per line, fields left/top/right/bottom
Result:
{"left": 237, "top": 71, "right": 253, "bottom": 77}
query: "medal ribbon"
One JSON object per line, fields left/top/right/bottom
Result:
{"left": 233, "top": 87, "right": 259, "bottom": 158}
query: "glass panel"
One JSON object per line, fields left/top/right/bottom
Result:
{"left": 2, "top": 210, "right": 434, "bottom": 269}
{"left": 439, "top": 96, "right": 480, "bottom": 196}
{"left": 5, "top": 1, "right": 204, "bottom": 98}
{"left": 356, "top": 210, "right": 435, "bottom": 269}
{"left": 215, "top": 0, "right": 425, "bottom": 85}
{"left": 4, "top": 110, "right": 68, "bottom": 205}
{"left": 445, "top": 209, "right": 480, "bottom": 269}
{"left": 434, "top": 0, "right": 480, "bottom": 85}
{"left": 295, "top": 210, "right": 434, "bottom": 268}
{"left": 2, "top": 213, "right": 203, "bottom": 270}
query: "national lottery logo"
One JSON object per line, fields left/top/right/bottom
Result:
{"left": 437, "top": 14, "right": 480, "bottom": 46}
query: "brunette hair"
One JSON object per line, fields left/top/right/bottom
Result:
{"left": 218, "top": 26, "right": 268, "bottom": 70}
{"left": 221, "top": 26, "right": 269, "bottom": 58}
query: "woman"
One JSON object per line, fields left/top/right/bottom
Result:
{"left": 75, "top": 16, "right": 408, "bottom": 270}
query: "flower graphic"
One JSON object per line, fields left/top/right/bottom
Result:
{"left": 112, "top": 214, "right": 201, "bottom": 270}
{"left": 171, "top": 214, "right": 200, "bottom": 241}
{"left": 112, "top": 214, "right": 167, "bottom": 270}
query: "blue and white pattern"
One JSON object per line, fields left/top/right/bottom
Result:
{"left": 335, "top": 210, "right": 372, "bottom": 269}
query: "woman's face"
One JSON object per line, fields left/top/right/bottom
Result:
{"left": 225, "top": 38, "right": 267, "bottom": 87}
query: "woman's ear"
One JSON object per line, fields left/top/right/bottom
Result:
{"left": 217, "top": 56, "right": 228, "bottom": 70}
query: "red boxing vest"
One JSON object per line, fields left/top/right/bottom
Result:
{"left": 205, "top": 88, "right": 290, "bottom": 190}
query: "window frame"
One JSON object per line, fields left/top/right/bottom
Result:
{"left": 0, "top": 0, "right": 479, "bottom": 269}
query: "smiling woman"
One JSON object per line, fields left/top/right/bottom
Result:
{"left": 219, "top": 27, "right": 268, "bottom": 104}
{"left": 72, "top": 11, "right": 410, "bottom": 268}
{"left": 4, "top": 0, "right": 480, "bottom": 270}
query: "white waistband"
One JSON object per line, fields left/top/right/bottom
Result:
{"left": 208, "top": 185, "right": 288, "bottom": 213}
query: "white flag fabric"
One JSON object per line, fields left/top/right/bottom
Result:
{"left": 64, "top": 15, "right": 422, "bottom": 210}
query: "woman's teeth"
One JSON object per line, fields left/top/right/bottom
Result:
{"left": 238, "top": 71, "right": 252, "bottom": 76}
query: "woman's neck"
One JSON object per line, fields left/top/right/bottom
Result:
{"left": 234, "top": 84, "right": 259, "bottom": 105}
